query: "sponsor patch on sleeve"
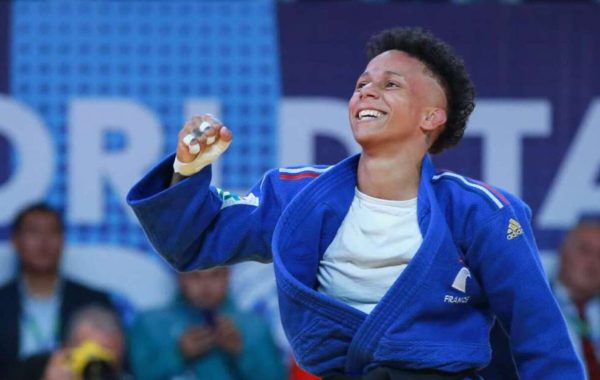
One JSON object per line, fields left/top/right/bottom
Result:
{"left": 216, "top": 188, "right": 260, "bottom": 209}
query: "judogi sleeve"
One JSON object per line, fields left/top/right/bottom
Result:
{"left": 466, "top": 199, "right": 585, "bottom": 379}
{"left": 127, "top": 154, "right": 283, "bottom": 270}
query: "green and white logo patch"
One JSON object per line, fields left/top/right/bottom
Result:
{"left": 216, "top": 188, "right": 260, "bottom": 209}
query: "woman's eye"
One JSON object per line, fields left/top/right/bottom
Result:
{"left": 356, "top": 82, "right": 367, "bottom": 90}
{"left": 386, "top": 81, "right": 400, "bottom": 88}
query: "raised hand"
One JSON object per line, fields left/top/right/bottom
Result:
{"left": 173, "top": 114, "right": 233, "bottom": 177}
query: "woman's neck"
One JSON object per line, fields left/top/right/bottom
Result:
{"left": 357, "top": 151, "right": 422, "bottom": 201}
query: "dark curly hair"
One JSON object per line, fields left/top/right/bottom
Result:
{"left": 366, "top": 27, "right": 475, "bottom": 154}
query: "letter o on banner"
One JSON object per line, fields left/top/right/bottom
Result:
{"left": 0, "top": 95, "right": 54, "bottom": 224}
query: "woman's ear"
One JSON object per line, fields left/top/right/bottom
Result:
{"left": 421, "top": 108, "right": 447, "bottom": 132}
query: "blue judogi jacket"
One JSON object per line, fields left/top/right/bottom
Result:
{"left": 127, "top": 153, "right": 583, "bottom": 379}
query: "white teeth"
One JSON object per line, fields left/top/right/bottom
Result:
{"left": 358, "top": 109, "right": 384, "bottom": 120}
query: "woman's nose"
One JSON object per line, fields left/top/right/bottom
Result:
{"left": 359, "top": 82, "right": 380, "bottom": 99}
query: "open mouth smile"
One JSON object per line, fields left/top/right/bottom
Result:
{"left": 356, "top": 109, "right": 387, "bottom": 121}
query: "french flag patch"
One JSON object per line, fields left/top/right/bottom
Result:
{"left": 278, "top": 166, "right": 331, "bottom": 180}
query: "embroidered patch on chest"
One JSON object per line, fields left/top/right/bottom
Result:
{"left": 444, "top": 267, "right": 472, "bottom": 304}
{"left": 451, "top": 267, "right": 471, "bottom": 293}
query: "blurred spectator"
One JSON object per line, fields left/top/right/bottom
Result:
{"left": 9, "top": 305, "right": 131, "bottom": 380}
{"left": 129, "top": 267, "right": 285, "bottom": 380}
{"left": 554, "top": 218, "right": 600, "bottom": 380}
{"left": 0, "top": 203, "right": 115, "bottom": 378}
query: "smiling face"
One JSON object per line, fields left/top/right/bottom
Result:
{"left": 349, "top": 50, "right": 447, "bottom": 154}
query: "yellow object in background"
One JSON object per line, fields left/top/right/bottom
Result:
{"left": 68, "top": 340, "right": 116, "bottom": 380}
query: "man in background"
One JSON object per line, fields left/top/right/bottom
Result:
{"left": 0, "top": 203, "right": 115, "bottom": 378}
{"left": 129, "top": 267, "right": 285, "bottom": 380}
{"left": 554, "top": 218, "right": 600, "bottom": 380}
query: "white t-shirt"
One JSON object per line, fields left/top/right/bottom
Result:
{"left": 317, "top": 188, "right": 423, "bottom": 314}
